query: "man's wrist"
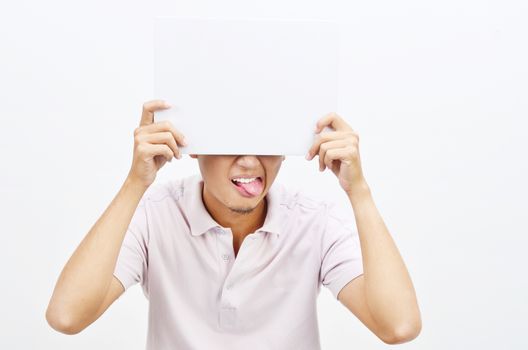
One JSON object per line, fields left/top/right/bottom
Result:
{"left": 123, "top": 175, "right": 149, "bottom": 196}
{"left": 346, "top": 180, "right": 371, "bottom": 203}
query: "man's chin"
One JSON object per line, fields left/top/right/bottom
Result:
{"left": 228, "top": 206, "right": 256, "bottom": 215}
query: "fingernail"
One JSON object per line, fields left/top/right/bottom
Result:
{"left": 305, "top": 153, "right": 310, "bottom": 160}
{"left": 163, "top": 101, "right": 171, "bottom": 108}
{"left": 182, "top": 137, "right": 188, "bottom": 146}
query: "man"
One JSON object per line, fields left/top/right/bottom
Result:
{"left": 46, "top": 100, "right": 421, "bottom": 349}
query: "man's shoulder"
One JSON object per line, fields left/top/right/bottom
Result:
{"left": 281, "top": 185, "right": 352, "bottom": 224}
{"left": 141, "top": 174, "right": 197, "bottom": 204}
{"left": 285, "top": 189, "right": 324, "bottom": 210}
{"left": 278, "top": 184, "right": 332, "bottom": 214}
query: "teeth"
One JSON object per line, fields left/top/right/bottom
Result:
{"left": 232, "top": 177, "right": 257, "bottom": 183}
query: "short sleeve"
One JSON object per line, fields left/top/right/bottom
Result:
{"left": 113, "top": 198, "right": 149, "bottom": 293}
{"left": 319, "top": 202, "right": 364, "bottom": 299}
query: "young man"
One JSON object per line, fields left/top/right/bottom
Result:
{"left": 46, "top": 100, "right": 421, "bottom": 349}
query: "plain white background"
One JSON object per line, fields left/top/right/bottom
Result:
{"left": 1, "top": 0, "right": 527, "bottom": 349}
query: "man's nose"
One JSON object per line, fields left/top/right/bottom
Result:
{"left": 236, "top": 155, "right": 260, "bottom": 167}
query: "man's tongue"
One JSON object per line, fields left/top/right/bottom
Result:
{"left": 237, "top": 178, "right": 264, "bottom": 196}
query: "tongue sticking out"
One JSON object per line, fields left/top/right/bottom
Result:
{"left": 237, "top": 178, "right": 264, "bottom": 196}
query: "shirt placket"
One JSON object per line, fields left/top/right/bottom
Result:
{"left": 214, "top": 226, "right": 261, "bottom": 330}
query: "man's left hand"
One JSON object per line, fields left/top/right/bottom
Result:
{"left": 306, "top": 112, "right": 367, "bottom": 196}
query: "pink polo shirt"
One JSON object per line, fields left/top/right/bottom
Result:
{"left": 113, "top": 174, "right": 363, "bottom": 349}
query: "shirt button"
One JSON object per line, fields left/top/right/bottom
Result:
{"left": 222, "top": 254, "right": 230, "bottom": 261}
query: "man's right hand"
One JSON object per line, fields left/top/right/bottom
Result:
{"left": 127, "top": 100, "right": 187, "bottom": 188}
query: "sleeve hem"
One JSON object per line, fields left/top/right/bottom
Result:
{"left": 113, "top": 269, "right": 134, "bottom": 292}
{"left": 328, "top": 269, "right": 364, "bottom": 300}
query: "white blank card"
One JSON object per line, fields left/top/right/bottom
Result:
{"left": 153, "top": 17, "right": 339, "bottom": 155}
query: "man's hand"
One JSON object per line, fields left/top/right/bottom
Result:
{"left": 305, "top": 112, "right": 367, "bottom": 196}
{"left": 127, "top": 100, "right": 187, "bottom": 189}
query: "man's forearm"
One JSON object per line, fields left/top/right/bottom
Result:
{"left": 46, "top": 176, "right": 147, "bottom": 330}
{"left": 347, "top": 182, "right": 421, "bottom": 336}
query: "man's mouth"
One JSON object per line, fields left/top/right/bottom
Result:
{"left": 230, "top": 176, "right": 264, "bottom": 197}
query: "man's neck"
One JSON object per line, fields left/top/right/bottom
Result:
{"left": 202, "top": 186, "right": 267, "bottom": 239}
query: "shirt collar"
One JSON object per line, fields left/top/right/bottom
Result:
{"left": 179, "top": 174, "right": 287, "bottom": 237}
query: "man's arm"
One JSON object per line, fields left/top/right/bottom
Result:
{"left": 45, "top": 178, "right": 147, "bottom": 334}
{"left": 338, "top": 183, "right": 422, "bottom": 344}
{"left": 46, "top": 100, "right": 186, "bottom": 334}
{"left": 306, "top": 112, "right": 421, "bottom": 344}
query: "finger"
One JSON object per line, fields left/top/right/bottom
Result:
{"left": 314, "top": 112, "right": 353, "bottom": 134}
{"left": 306, "top": 131, "right": 351, "bottom": 160}
{"left": 324, "top": 147, "right": 349, "bottom": 174}
{"left": 317, "top": 139, "right": 350, "bottom": 171}
{"left": 136, "top": 120, "right": 187, "bottom": 147}
{"left": 142, "top": 143, "right": 175, "bottom": 163}
{"left": 140, "top": 100, "right": 171, "bottom": 127}
{"left": 139, "top": 131, "right": 181, "bottom": 159}
{"left": 154, "top": 155, "right": 170, "bottom": 168}
{"left": 324, "top": 147, "right": 354, "bottom": 171}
